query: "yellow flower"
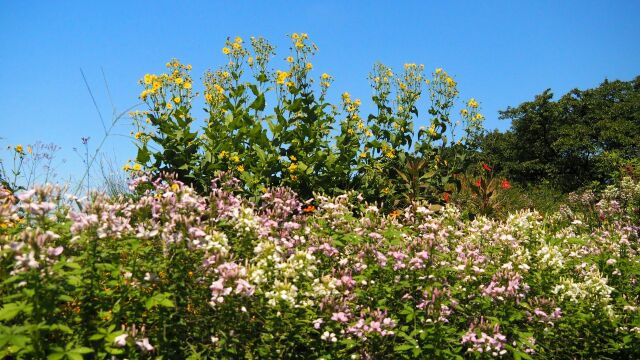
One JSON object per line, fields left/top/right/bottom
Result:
{"left": 292, "top": 33, "right": 300, "bottom": 40}
{"left": 237, "top": 165, "right": 245, "bottom": 172}
{"left": 321, "top": 73, "right": 331, "bottom": 80}
{"left": 342, "top": 92, "right": 351, "bottom": 101}
{"left": 132, "top": 163, "right": 142, "bottom": 171}
{"left": 218, "top": 150, "right": 227, "bottom": 158}
{"left": 170, "top": 183, "right": 180, "bottom": 192}
{"left": 230, "top": 155, "right": 240, "bottom": 163}
{"left": 305, "top": 62, "right": 313, "bottom": 70}
{"left": 235, "top": 36, "right": 243, "bottom": 44}
{"left": 15, "top": 144, "right": 24, "bottom": 154}
{"left": 205, "top": 93, "right": 213, "bottom": 102}
{"left": 360, "top": 152, "right": 367, "bottom": 158}
{"left": 461, "top": 109, "right": 469, "bottom": 116}
{"left": 232, "top": 42, "right": 241, "bottom": 50}
{"left": 134, "top": 131, "right": 143, "bottom": 139}
{"left": 183, "top": 82, "right": 192, "bottom": 89}
{"left": 386, "top": 69, "right": 393, "bottom": 77}
{"left": 468, "top": 98, "right": 479, "bottom": 108}
{"left": 248, "top": 57, "right": 254, "bottom": 66}
{"left": 186, "top": 64, "right": 192, "bottom": 70}
{"left": 289, "top": 155, "right": 297, "bottom": 161}
{"left": 214, "top": 84, "right": 225, "bottom": 94}
{"left": 174, "top": 77, "right": 184, "bottom": 85}
{"left": 435, "top": 68, "right": 442, "bottom": 74}
{"left": 288, "top": 162, "right": 298, "bottom": 173}
{"left": 173, "top": 97, "right": 181, "bottom": 104}
{"left": 428, "top": 125, "right": 437, "bottom": 138}
{"left": 475, "top": 113, "right": 484, "bottom": 120}
{"left": 166, "top": 103, "right": 173, "bottom": 109}
{"left": 295, "top": 41, "right": 303, "bottom": 49}
{"left": 144, "top": 74, "right": 154, "bottom": 84}
{"left": 276, "top": 70, "right": 289, "bottom": 85}
{"left": 222, "top": 47, "right": 231, "bottom": 55}
{"left": 286, "top": 56, "right": 294, "bottom": 63}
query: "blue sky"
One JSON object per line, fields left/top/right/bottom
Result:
{"left": 1, "top": 0, "right": 639, "bottom": 190}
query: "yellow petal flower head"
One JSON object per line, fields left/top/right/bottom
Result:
{"left": 15, "top": 144, "right": 24, "bottom": 154}
{"left": 173, "top": 97, "right": 181, "bottom": 104}
{"left": 286, "top": 56, "right": 294, "bottom": 63}
{"left": 132, "top": 163, "right": 142, "bottom": 171}
{"left": 235, "top": 36, "right": 243, "bottom": 44}
{"left": 183, "top": 82, "right": 192, "bottom": 89}
{"left": 222, "top": 47, "right": 231, "bottom": 55}
{"left": 144, "top": 74, "right": 154, "bottom": 84}
{"left": 305, "top": 62, "right": 313, "bottom": 70}
{"left": 468, "top": 98, "right": 479, "bottom": 108}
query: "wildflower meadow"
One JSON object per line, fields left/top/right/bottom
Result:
{"left": 1, "top": 34, "right": 640, "bottom": 359}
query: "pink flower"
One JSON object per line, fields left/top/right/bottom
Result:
{"left": 331, "top": 312, "right": 349, "bottom": 323}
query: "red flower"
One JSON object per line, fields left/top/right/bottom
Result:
{"left": 443, "top": 192, "right": 451, "bottom": 203}
{"left": 302, "top": 205, "right": 316, "bottom": 213}
{"left": 482, "top": 163, "right": 492, "bottom": 172}
{"left": 501, "top": 179, "right": 511, "bottom": 189}
{"left": 475, "top": 178, "right": 482, "bottom": 187}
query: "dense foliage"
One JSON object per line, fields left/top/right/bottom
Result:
{"left": 1, "top": 173, "right": 640, "bottom": 359}
{"left": 129, "top": 35, "right": 485, "bottom": 207}
{"left": 481, "top": 76, "right": 640, "bottom": 191}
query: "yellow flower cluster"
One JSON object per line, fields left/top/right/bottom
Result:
{"left": 222, "top": 36, "right": 248, "bottom": 59}
{"left": 320, "top": 73, "right": 333, "bottom": 89}
{"left": 123, "top": 162, "right": 142, "bottom": 172}
{"left": 139, "top": 60, "right": 193, "bottom": 106}
{"left": 203, "top": 69, "right": 231, "bottom": 107}
{"left": 275, "top": 70, "right": 290, "bottom": 85}
{"left": 291, "top": 32, "right": 310, "bottom": 50}
{"left": 381, "top": 143, "right": 396, "bottom": 159}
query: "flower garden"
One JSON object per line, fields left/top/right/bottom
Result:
{"left": 1, "top": 34, "right": 640, "bottom": 359}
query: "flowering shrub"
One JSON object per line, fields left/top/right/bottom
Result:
{"left": 1, "top": 174, "right": 640, "bottom": 358}
{"left": 131, "top": 35, "right": 486, "bottom": 205}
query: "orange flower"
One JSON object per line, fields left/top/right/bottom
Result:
{"left": 501, "top": 179, "right": 511, "bottom": 189}
{"left": 443, "top": 192, "right": 451, "bottom": 203}
{"left": 302, "top": 205, "right": 316, "bottom": 213}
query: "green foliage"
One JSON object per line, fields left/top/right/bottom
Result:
{"left": 483, "top": 76, "right": 640, "bottom": 192}
{"left": 131, "top": 35, "right": 485, "bottom": 206}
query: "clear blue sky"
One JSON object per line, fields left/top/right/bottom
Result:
{"left": 1, "top": 0, "right": 639, "bottom": 189}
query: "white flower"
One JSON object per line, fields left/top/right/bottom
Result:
{"left": 136, "top": 337, "right": 154, "bottom": 352}
{"left": 113, "top": 334, "right": 128, "bottom": 347}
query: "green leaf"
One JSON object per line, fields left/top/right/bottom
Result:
{"left": 394, "top": 344, "right": 415, "bottom": 352}
{"left": 0, "top": 303, "right": 25, "bottom": 321}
